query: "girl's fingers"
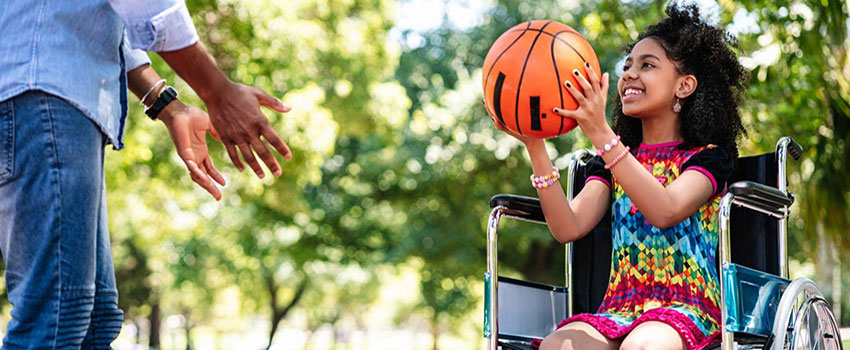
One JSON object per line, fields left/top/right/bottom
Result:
{"left": 572, "top": 68, "right": 593, "bottom": 95}
{"left": 601, "top": 72, "right": 610, "bottom": 102}
{"left": 552, "top": 107, "right": 576, "bottom": 119}
{"left": 583, "top": 62, "right": 599, "bottom": 92}
{"left": 491, "top": 115, "right": 507, "bottom": 131}
{"left": 563, "top": 79, "right": 588, "bottom": 105}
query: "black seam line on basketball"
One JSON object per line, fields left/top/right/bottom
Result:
{"left": 484, "top": 21, "right": 532, "bottom": 91}
{"left": 506, "top": 27, "right": 581, "bottom": 37}
{"left": 550, "top": 30, "right": 566, "bottom": 135}
{"left": 514, "top": 20, "right": 553, "bottom": 136}
{"left": 494, "top": 72, "right": 507, "bottom": 126}
{"left": 508, "top": 28, "right": 590, "bottom": 63}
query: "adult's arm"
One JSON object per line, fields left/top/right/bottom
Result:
{"left": 158, "top": 43, "right": 292, "bottom": 178}
{"left": 109, "top": 0, "right": 199, "bottom": 52}
{"left": 111, "top": 0, "right": 292, "bottom": 178}
{"left": 123, "top": 32, "right": 151, "bottom": 72}
{"left": 127, "top": 63, "right": 226, "bottom": 200}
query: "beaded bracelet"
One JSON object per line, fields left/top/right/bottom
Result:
{"left": 596, "top": 135, "right": 621, "bottom": 156}
{"left": 530, "top": 167, "right": 560, "bottom": 189}
{"left": 604, "top": 146, "right": 631, "bottom": 170}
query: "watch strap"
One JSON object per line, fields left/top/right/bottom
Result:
{"left": 145, "top": 86, "right": 178, "bottom": 120}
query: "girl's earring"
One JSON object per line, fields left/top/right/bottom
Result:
{"left": 673, "top": 98, "right": 682, "bottom": 113}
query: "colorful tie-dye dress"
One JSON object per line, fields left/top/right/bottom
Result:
{"left": 560, "top": 142, "right": 734, "bottom": 350}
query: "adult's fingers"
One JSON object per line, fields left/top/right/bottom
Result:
{"left": 185, "top": 159, "right": 221, "bottom": 201}
{"left": 204, "top": 157, "right": 227, "bottom": 186}
{"left": 255, "top": 88, "right": 291, "bottom": 113}
{"left": 238, "top": 143, "right": 265, "bottom": 178}
{"left": 209, "top": 125, "right": 222, "bottom": 142}
{"left": 249, "top": 137, "right": 281, "bottom": 177}
{"left": 262, "top": 126, "right": 292, "bottom": 160}
{"left": 224, "top": 143, "right": 245, "bottom": 172}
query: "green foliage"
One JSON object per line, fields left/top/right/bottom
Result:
{"left": 727, "top": 0, "right": 850, "bottom": 256}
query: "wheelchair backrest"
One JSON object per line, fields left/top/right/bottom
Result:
{"left": 569, "top": 152, "right": 781, "bottom": 314}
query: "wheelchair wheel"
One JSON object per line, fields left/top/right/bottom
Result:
{"left": 771, "top": 278, "right": 843, "bottom": 350}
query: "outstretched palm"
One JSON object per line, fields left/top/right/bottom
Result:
{"left": 160, "top": 101, "right": 227, "bottom": 200}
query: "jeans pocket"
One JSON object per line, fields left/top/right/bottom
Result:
{"left": 0, "top": 102, "right": 13, "bottom": 183}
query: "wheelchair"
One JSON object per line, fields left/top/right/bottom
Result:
{"left": 483, "top": 137, "right": 843, "bottom": 350}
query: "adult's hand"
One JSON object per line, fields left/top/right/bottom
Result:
{"left": 157, "top": 42, "right": 292, "bottom": 180}
{"left": 204, "top": 81, "right": 292, "bottom": 179}
{"left": 159, "top": 100, "right": 227, "bottom": 200}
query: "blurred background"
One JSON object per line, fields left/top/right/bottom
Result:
{"left": 1, "top": 0, "right": 848, "bottom": 348}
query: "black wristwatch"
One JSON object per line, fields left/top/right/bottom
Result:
{"left": 145, "top": 86, "right": 178, "bottom": 120}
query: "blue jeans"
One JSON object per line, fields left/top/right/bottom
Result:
{"left": 0, "top": 92, "right": 123, "bottom": 349}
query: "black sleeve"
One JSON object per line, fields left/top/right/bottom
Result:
{"left": 583, "top": 155, "right": 612, "bottom": 189}
{"left": 682, "top": 146, "right": 735, "bottom": 197}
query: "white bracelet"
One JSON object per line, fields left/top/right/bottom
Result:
{"left": 140, "top": 79, "right": 167, "bottom": 106}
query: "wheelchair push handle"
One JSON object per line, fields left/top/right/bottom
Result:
{"left": 778, "top": 136, "right": 803, "bottom": 161}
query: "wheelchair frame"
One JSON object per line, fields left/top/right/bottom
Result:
{"left": 484, "top": 137, "right": 842, "bottom": 350}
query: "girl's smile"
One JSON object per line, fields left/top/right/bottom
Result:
{"left": 622, "top": 86, "right": 645, "bottom": 103}
{"left": 617, "top": 38, "right": 682, "bottom": 119}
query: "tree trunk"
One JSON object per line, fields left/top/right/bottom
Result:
{"left": 815, "top": 223, "right": 844, "bottom": 322}
{"left": 430, "top": 317, "right": 439, "bottom": 350}
{"left": 184, "top": 315, "right": 193, "bottom": 350}
{"left": 831, "top": 242, "right": 842, "bottom": 323}
{"left": 149, "top": 300, "right": 161, "bottom": 349}
{"left": 265, "top": 274, "right": 308, "bottom": 350}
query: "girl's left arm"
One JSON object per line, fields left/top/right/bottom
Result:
{"left": 554, "top": 64, "right": 714, "bottom": 228}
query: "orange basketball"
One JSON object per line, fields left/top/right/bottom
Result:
{"left": 482, "top": 20, "right": 601, "bottom": 139}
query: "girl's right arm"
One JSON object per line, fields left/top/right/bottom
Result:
{"left": 525, "top": 140, "right": 611, "bottom": 243}
{"left": 489, "top": 113, "right": 611, "bottom": 244}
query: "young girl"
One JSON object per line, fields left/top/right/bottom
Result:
{"left": 490, "top": 5, "right": 748, "bottom": 350}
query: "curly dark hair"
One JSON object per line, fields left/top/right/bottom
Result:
{"left": 611, "top": 4, "right": 748, "bottom": 159}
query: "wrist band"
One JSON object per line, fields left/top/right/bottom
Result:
{"left": 604, "top": 146, "right": 631, "bottom": 170}
{"left": 144, "top": 86, "right": 178, "bottom": 120}
{"left": 530, "top": 167, "right": 560, "bottom": 189}
{"left": 596, "top": 135, "right": 621, "bottom": 156}
{"left": 140, "top": 79, "right": 167, "bottom": 107}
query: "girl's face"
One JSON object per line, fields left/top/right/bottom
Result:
{"left": 617, "top": 38, "right": 685, "bottom": 119}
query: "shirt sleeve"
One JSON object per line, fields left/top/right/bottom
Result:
{"left": 682, "top": 146, "right": 735, "bottom": 197}
{"left": 109, "top": 0, "right": 200, "bottom": 52}
{"left": 123, "top": 32, "right": 151, "bottom": 72}
{"left": 584, "top": 155, "right": 612, "bottom": 189}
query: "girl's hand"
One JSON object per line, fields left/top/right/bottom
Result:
{"left": 553, "top": 63, "right": 610, "bottom": 136}
{"left": 484, "top": 99, "right": 545, "bottom": 148}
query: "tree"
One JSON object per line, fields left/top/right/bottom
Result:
{"left": 725, "top": 0, "right": 850, "bottom": 323}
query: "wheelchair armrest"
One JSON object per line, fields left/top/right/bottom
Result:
{"left": 729, "top": 181, "right": 794, "bottom": 215}
{"left": 489, "top": 194, "right": 545, "bottom": 223}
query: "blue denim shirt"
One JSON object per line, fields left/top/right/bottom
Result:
{"left": 0, "top": 0, "right": 198, "bottom": 150}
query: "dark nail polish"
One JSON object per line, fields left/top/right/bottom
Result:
{"left": 573, "top": 70, "right": 579, "bottom": 75}
{"left": 585, "top": 62, "right": 590, "bottom": 68}
{"left": 565, "top": 82, "right": 572, "bottom": 87}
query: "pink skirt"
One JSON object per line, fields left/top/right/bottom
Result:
{"left": 531, "top": 308, "right": 721, "bottom": 350}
